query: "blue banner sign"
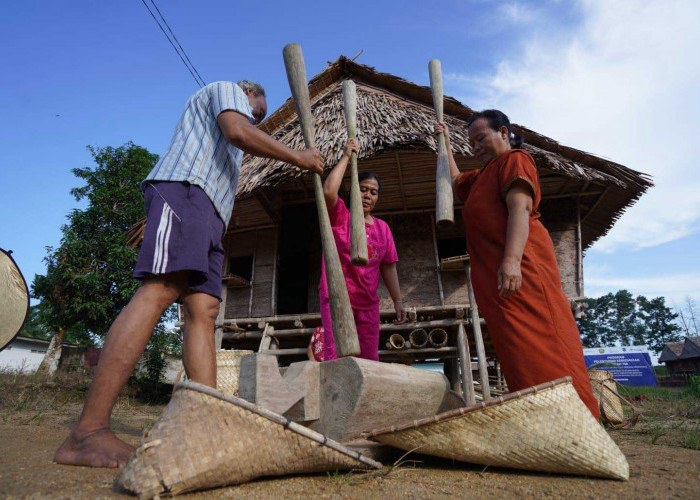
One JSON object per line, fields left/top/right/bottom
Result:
{"left": 583, "top": 346, "right": 657, "bottom": 386}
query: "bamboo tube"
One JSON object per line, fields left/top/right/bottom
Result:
{"left": 465, "top": 262, "right": 491, "bottom": 400}
{"left": 457, "top": 322, "right": 476, "bottom": 405}
{"left": 429, "top": 59, "right": 454, "bottom": 227}
{"left": 342, "top": 80, "right": 368, "bottom": 266}
{"left": 283, "top": 43, "right": 359, "bottom": 357}
{"left": 409, "top": 328, "right": 429, "bottom": 349}
{"left": 428, "top": 328, "right": 448, "bottom": 347}
{"left": 388, "top": 333, "right": 407, "bottom": 350}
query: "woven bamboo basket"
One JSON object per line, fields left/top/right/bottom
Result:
{"left": 366, "top": 377, "right": 629, "bottom": 480}
{"left": 117, "top": 382, "right": 381, "bottom": 498}
{"left": 588, "top": 369, "right": 625, "bottom": 425}
{"left": 174, "top": 349, "right": 253, "bottom": 397}
{"left": 216, "top": 349, "right": 253, "bottom": 396}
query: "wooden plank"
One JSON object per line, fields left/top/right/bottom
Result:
{"left": 440, "top": 254, "right": 470, "bottom": 271}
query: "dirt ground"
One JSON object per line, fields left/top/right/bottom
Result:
{"left": 0, "top": 380, "right": 698, "bottom": 499}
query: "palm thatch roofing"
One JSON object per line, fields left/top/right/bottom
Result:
{"left": 659, "top": 336, "right": 700, "bottom": 363}
{"left": 227, "top": 56, "right": 651, "bottom": 249}
{"left": 128, "top": 55, "right": 652, "bottom": 250}
{"left": 657, "top": 341, "right": 685, "bottom": 362}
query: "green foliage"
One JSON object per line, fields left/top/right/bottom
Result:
{"left": 576, "top": 290, "right": 681, "bottom": 352}
{"left": 31, "top": 143, "right": 159, "bottom": 345}
{"left": 690, "top": 375, "right": 700, "bottom": 397}
{"left": 19, "top": 305, "right": 52, "bottom": 341}
{"left": 138, "top": 320, "right": 181, "bottom": 386}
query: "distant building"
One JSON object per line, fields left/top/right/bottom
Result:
{"left": 0, "top": 336, "right": 51, "bottom": 372}
{"left": 658, "top": 336, "right": 700, "bottom": 377}
{"left": 0, "top": 336, "right": 84, "bottom": 373}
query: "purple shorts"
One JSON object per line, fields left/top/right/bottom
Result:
{"left": 133, "top": 181, "right": 225, "bottom": 301}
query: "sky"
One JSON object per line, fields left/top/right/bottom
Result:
{"left": 1, "top": 0, "right": 698, "bottom": 311}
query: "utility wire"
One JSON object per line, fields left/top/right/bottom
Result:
{"left": 148, "top": 0, "right": 207, "bottom": 87}
{"left": 138, "top": 0, "right": 206, "bottom": 88}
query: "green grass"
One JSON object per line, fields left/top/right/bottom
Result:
{"left": 619, "top": 384, "right": 700, "bottom": 450}
{"left": 681, "top": 425, "right": 700, "bottom": 450}
{"left": 622, "top": 385, "right": 686, "bottom": 400}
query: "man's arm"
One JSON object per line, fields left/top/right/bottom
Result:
{"left": 217, "top": 110, "right": 323, "bottom": 174}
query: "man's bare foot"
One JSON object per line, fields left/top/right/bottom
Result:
{"left": 54, "top": 428, "right": 136, "bottom": 468}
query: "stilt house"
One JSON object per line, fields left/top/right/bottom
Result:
{"left": 181, "top": 57, "right": 651, "bottom": 390}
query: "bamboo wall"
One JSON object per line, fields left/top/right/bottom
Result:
{"left": 223, "top": 228, "right": 276, "bottom": 319}
{"left": 221, "top": 215, "right": 582, "bottom": 320}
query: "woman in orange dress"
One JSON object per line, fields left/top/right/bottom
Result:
{"left": 436, "top": 110, "right": 599, "bottom": 418}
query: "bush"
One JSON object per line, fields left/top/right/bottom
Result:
{"left": 690, "top": 375, "right": 700, "bottom": 397}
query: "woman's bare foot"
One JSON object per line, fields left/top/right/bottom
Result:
{"left": 54, "top": 428, "right": 136, "bottom": 468}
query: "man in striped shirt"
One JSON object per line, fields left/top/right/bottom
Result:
{"left": 55, "top": 80, "right": 324, "bottom": 468}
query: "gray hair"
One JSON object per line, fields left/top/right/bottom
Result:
{"left": 237, "top": 80, "right": 266, "bottom": 97}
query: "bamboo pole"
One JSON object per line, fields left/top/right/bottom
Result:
{"left": 457, "top": 322, "right": 476, "bottom": 405}
{"left": 465, "top": 261, "right": 491, "bottom": 400}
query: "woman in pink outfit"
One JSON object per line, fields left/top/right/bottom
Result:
{"left": 319, "top": 138, "right": 406, "bottom": 361}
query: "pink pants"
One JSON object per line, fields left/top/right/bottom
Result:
{"left": 320, "top": 298, "right": 380, "bottom": 361}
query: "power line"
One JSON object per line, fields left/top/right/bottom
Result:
{"left": 138, "top": 0, "right": 206, "bottom": 88}
{"left": 148, "top": 0, "right": 206, "bottom": 87}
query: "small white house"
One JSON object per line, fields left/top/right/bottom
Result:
{"left": 0, "top": 336, "right": 50, "bottom": 373}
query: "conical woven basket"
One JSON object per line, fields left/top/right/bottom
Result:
{"left": 366, "top": 377, "right": 628, "bottom": 480}
{"left": 117, "top": 382, "right": 382, "bottom": 498}
{"left": 588, "top": 369, "right": 625, "bottom": 425}
{"left": 216, "top": 349, "right": 253, "bottom": 396}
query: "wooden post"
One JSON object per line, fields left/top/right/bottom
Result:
{"left": 457, "top": 322, "right": 476, "bottom": 405}
{"left": 465, "top": 262, "right": 491, "bottom": 400}
{"left": 214, "top": 327, "right": 223, "bottom": 350}
{"left": 576, "top": 202, "right": 584, "bottom": 298}
{"left": 271, "top": 227, "right": 279, "bottom": 314}
{"left": 258, "top": 324, "right": 273, "bottom": 351}
{"left": 247, "top": 237, "right": 257, "bottom": 317}
{"left": 444, "top": 358, "right": 460, "bottom": 391}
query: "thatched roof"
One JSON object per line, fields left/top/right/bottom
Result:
{"left": 658, "top": 341, "right": 685, "bottom": 362}
{"left": 659, "top": 336, "right": 700, "bottom": 363}
{"left": 229, "top": 56, "right": 651, "bottom": 249}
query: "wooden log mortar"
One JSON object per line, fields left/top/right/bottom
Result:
{"left": 429, "top": 59, "right": 454, "bottom": 227}
{"left": 283, "top": 43, "right": 360, "bottom": 357}
{"left": 342, "top": 80, "right": 369, "bottom": 266}
{"left": 312, "top": 357, "right": 464, "bottom": 442}
{"left": 238, "top": 353, "right": 320, "bottom": 423}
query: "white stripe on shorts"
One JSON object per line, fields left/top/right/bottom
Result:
{"left": 160, "top": 206, "right": 174, "bottom": 273}
{"left": 153, "top": 203, "right": 173, "bottom": 274}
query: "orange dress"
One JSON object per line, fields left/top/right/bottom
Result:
{"left": 457, "top": 149, "right": 599, "bottom": 418}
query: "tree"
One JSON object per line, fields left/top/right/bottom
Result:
{"left": 31, "top": 143, "right": 176, "bottom": 375}
{"left": 576, "top": 290, "right": 681, "bottom": 353}
{"left": 577, "top": 297, "right": 604, "bottom": 348}
{"left": 20, "top": 305, "right": 52, "bottom": 341}
{"left": 676, "top": 296, "right": 699, "bottom": 336}
{"left": 636, "top": 295, "right": 682, "bottom": 353}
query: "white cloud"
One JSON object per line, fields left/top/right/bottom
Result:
{"left": 499, "top": 2, "right": 536, "bottom": 25}
{"left": 585, "top": 263, "right": 700, "bottom": 304}
{"left": 446, "top": 0, "right": 700, "bottom": 252}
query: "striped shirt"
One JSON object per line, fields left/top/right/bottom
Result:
{"left": 144, "top": 81, "right": 255, "bottom": 227}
